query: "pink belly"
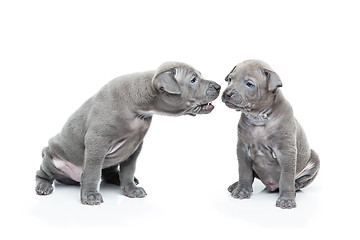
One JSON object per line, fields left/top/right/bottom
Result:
{"left": 258, "top": 174, "right": 280, "bottom": 192}
{"left": 263, "top": 182, "right": 279, "bottom": 192}
{"left": 53, "top": 157, "right": 82, "bottom": 182}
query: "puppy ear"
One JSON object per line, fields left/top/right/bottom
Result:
{"left": 264, "top": 69, "right": 282, "bottom": 93}
{"left": 225, "top": 66, "right": 236, "bottom": 82}
{"left": 153, "top": 69, "right": 181, "bottom": 95}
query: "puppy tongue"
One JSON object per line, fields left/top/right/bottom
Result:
{"left": 202, "top": 102, "right": 213, "bottom": 110}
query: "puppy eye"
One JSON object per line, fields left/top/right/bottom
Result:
{"left": 190, "top": 77, "right": 197, "bottom": 84}
{"left": 246, "top": 82, "right": 255, "bottom": 88}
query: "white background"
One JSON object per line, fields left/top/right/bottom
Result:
{"left": 1, "top": 0, "right": 359, "bottom": 239}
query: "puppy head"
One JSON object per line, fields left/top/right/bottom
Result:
{"left": 152, "top": 62, "right": 221, "bottom": 116}
{"left": 222, "top": 60, "right": 282, "bottom": 113}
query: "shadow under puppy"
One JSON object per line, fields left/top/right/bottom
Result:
{"left": 35, "top": 62, "right": 221, "bottom": 205}
{"left": 222, "top": 60, "right": 319, "bottom": 209}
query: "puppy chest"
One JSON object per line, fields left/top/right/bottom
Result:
{"left": 247, "top": 143, "right": 278, "bottom": 168}
{"left": 242, "top": 125, "right": 277, "bottom": 164}
{"left": 103, "top": 136, "right": 143, "bottom": 168}
{"left": 103, "top": 119, "right": 151, "bottom": 168}
{"left": 129, "top": 118, "right": 151, "bottom": 131}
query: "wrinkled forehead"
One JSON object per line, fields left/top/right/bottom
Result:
{"left": 229, "top": 66, "right": 259, "bottom": 81}
{"left": 174, "top": 67, "right": 201, "bottom": 81}
{"left": 233, "top": 61, "right": 270, "bottom": 79}
{"left": 237, "top": 60, "right": 272, "bottom": 70}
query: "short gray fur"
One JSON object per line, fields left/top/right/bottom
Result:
{"left": 222, "top": 60, "right": 319, "bottom": 209}
{"left": 35, "top": 62, "right": 221, "bottom": 205}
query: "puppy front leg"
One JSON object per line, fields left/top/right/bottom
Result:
{"left": 120, "top": 142, "right": 147, "bottom": 198}
{"left": 81, "top": 134, "right": 108, "bottom": 205}
{"left": 229, "top": 143, "right": 254, "bottom": 199}
{"left": 276, "top": 146, "right": 297, "bottom": 209}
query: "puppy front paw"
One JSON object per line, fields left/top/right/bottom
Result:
{"left": 121, "top": 185, "right": 147, "bottom": 198}
{"left": 228, "top": 182, "right": 252, "bottom": 199}
{"left": 81, "top": 192, "right": 104, "bottom": 205}
{"left": 276, "top": 197, "right": 296, "bottom": 209}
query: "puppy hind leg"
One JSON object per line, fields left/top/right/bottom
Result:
{"left": 228, "top": 181, "right": 238, "bottom": 193}
{"left": 35, "top": 147, "right": 55, "bottom": 195}
{"left": 102, "top": 165, "right": 121, "bottom": 185}
{"left": 295, "top": 149, "right": 320, "bottom": 190}
{"left": 102, "top": 165, "right": 139, "bottom": 186}
{"left": 228, "top": 171, "right": 257, "bottom": 193}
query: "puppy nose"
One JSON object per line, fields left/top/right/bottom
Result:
{"left": 225, "top": 89, "right": 236, "bottom": 98}
{"left": 213, "top": 83, "right": 221, "bottom": 92}
{"left": 209, "top": 82, "right": 221, "bottom": 92}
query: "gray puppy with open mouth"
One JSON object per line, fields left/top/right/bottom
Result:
{"left": 222, "top": 60, "right": 319, "bottom": 209}
{"left": 35, "top": 62, "right": 221, "bottom": 205}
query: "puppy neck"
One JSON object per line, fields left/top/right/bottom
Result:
{"left": 126, "top": 72, "right": 158, "bottom": 115}
{"left": 135, "top": 112, "right": 153, "bottom": 121}
{"left": 243, "top": 91, "right": 285, "bottom": 126}
{"left": 243, "top": 112, "right": 270, "bottom": 126}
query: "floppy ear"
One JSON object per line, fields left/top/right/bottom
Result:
{"left": 153, "top": 69, "right": 181, "bottom": 95}
{"left": 264, "top": 69, "right": 282, "bottom": 93}
{"left": 225, "top": 66, "right": 236, "bottom": 82}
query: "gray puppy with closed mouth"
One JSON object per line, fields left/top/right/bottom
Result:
{"left": 35, "top": 61, "right": 221, "bottom": 205}
{"left": 222, "top": 60, "right": 319, "bottom": 209}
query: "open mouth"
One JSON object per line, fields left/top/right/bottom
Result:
{"left": 191, "top": 102, "right": 214, "bottom": 115}
{"left": 199, "top": 102, "right": 214, "bottom": 111}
